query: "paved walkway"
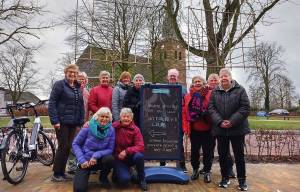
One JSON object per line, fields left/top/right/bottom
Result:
{"left": 1, "top": 162, "right": 299, "bottom": 192}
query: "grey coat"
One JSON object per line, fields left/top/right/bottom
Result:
{"left": 112, "top": 81, "right": 131, "bottom": 121}
{"left": 208, "top": 80, "right": 250, "bottom": 136}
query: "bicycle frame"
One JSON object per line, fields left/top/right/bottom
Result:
{"left": 0, "top": 100, "right": 48, "bottom": 153}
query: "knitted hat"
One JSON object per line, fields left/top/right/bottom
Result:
{"left": 133, "top": 74, "right": 145, "bottom": 82}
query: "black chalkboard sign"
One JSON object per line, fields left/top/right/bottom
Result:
{"left": 140, "top": 84, "right": 183, "bottom": 160}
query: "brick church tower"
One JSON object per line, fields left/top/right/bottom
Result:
{"left": 153, "top": 5, "right": 187, "bottom": 85}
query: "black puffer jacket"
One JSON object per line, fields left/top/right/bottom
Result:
{"left": 208, "top": 81, "right": 250, "bottom": 136}
{"left": 48, "top": 79, "right": 84, "bottom": 126}
{"left": 122, "top": 86, "right": 141, "bottom": 127}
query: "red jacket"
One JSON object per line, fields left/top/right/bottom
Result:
{"left": 88, "top": 85, "right": 113, "bottom": 113}
{"left": 182, "top": 87, "right": 212, "bottom": 135}
{"left": 112, "top": 121, "right": 144, "bottom": 159}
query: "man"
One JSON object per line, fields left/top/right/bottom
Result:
{"left": 160, "top": 68, "right": 187, "bottom": 172}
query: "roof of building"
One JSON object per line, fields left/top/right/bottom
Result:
{"left": 3, "top": 89, "right": 40, "bottom": 104}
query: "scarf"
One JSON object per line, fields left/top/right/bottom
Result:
{"left": 89, "top": 118, "right": 111, "bottom": 139}
{"left": 187, "top": 86, "right": 209, "bottom": 122}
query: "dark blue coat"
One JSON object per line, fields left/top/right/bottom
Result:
{"left": 72, "top": 126, "right": 115, "bottom": 164}
{"left": 48, "top": 79, "right": 84, "bottom": 126}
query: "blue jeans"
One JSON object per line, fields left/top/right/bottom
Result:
{"left": 113, "top": 152, "right": 145, "bottom": 185}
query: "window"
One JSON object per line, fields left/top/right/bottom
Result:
{"left": 175, "top": 51, "right": 177, "bottom": 59}
{"left": 179, "top": 52, "right": 182, "bottom": 60}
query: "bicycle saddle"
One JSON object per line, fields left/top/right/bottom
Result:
{"left": 13, "top": 117, "right": 30, "bottom": 125}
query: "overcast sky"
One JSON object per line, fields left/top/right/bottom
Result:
{"left": 33, "top": 1, "right": 300, "bottom": 98}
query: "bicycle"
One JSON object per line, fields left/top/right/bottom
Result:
{"left": 0, "top": 100, "right": 55, "bottom": 184}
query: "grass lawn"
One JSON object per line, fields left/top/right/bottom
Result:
{"left": 0, "top": 116, "right": 52, "bottom": 128}
{"left": 1, "top": 116, "right": 300, "bottom": 130}
{"left": 248, "top": 116, "right": 300, "bottom": 130}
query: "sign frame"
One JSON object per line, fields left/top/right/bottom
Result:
{"left": 140, "top": 84, "right": 183, "bottom": 161}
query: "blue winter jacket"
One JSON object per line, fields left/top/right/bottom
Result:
{"left": 48, "top": 79, "right": 84, "bottom": 126}
{"left": 72, "top": 125, "right": 115, "bottom": 164}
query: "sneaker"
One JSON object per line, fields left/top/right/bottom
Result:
{"left": 238, "top": 180, "right": 248, "bottom": 191}
{"left": 218, "top": 178, "right": 230, "bottom": 188}
{"left": 191, "top": 169, "right": 199, "bottom": 180}
{"left": 99, "top": 177, "right": 112, "bottom": 189}
{"left": 199, "top": 168, "right": 205, "bottom": 174}
{"left": 203, "top": 172, "right": 211, "bottom": 183}
{"left": 51, "top": 175, "right": 64, "bottom": 182}
{"left": 139, "top": 179, "right": 148, "bottom": 191}
{"left": 228, "top": 169, "right": 236, "bottom": 179}
{"left": 62, "top": 173, "right": 73, "bottom": 181}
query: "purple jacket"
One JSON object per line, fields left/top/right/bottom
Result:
{"left": 72, "top": 126, "right": 115, "bottom": 164}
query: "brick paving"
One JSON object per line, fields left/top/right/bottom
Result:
{"left": 1, "top": 162, "right": 300, "bottom": 192}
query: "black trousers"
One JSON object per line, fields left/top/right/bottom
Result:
{"left": 213, "top": 137, "right": 234, "bottom": 175}
{"left": 53, "top": 124, "right": 77, "bottom": 174}
{"left": 217, "top": 135, "right": 246, "bottom": 180}
{"left": 190, "top": 130, "right": 214, "bottom": 172}
{"left": 73, "top": 154, "right": 114, "bottom": 192}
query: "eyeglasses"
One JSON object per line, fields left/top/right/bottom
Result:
{"left": 67, "top": 70, "right": 78, "bottom": 74}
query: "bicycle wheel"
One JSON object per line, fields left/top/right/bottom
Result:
{"left": 1, "top": 131, "right": 29, "bottom": 184}
{"left": 36, "top": 131, "right": 55, "bottom": 166}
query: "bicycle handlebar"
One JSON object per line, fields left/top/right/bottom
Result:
{"left": 0, "top": 99, "right": 49, "bottom": 118}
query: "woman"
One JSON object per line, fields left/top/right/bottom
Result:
{"left": 67, "top": 71, "right": 91, "bottom": 174}
{"left": 78, "top": 71, "right": 90, "bottom": 122}
{"left": 112, "top": 71, "right": 132, "bottom": 121}
{"left": 207, "top": 73, "right": 236, "bottom": 178}
{"left": 182, "top": 75, "right": 214, "bottom": 183}
{"left": 123, "top": 74, "right": 145, "bottom": 127}
{"left": 72, "top": 107, "right": 115, "bottom": 192}
{"left": 208, "top": 68, "right": 250, "bottom": 191}
{"left": 112, "top": 108, "right": 147, "bottom": 191}
{"left": 88, "top": 71, "right": 113, "bottom": 114}
{"left": 48, "top": 64, "right": 84, "bottom": 182}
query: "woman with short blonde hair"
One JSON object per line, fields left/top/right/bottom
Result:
{"left": 48, "top": 63, "right": 84, "bottom": 182}
{"left": 112, "top": 71, "right": 132, "bottom": 121}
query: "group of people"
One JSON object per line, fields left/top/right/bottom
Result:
{"left": 48, "top": 63, "right": 250, "bottom": 192}
{"left": 182, "top": 69, "right": 250, "bottom": 191}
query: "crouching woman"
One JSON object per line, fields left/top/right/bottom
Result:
{"left": 112, "top": 108, "right": 148, "bottom": 191}
{"left": 73, "top": 107, "right": 115, "bottom": 192}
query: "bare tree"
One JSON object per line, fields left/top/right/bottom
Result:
{"left": 64, "top": 0, "right": 151, "bottom": 74}
{"left": 0, "top": 0, "right": 52, "bottom": 48}
{"left": 249, "top": 85, "right": 264, "bottom": 110}
{"left": 164, "top": 0, "right": 282, "bottom": 77}
{"left": 271, "top": 74, "right": 297, "bottom": 109}
{"left": 247, "top": 41, "right": 285, "bottom": 111}
{"left": 141, "top": 1, "right": 168, "bottom": 83}
{"left": 0, "top": 44, "right": 39, "bottom": 104}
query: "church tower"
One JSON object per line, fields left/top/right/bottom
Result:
{"left": 153, "top": 3, "right": 187, "bottom": 85}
